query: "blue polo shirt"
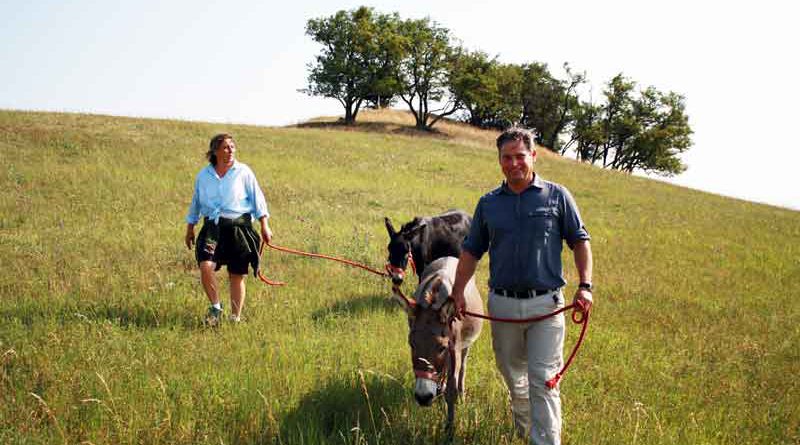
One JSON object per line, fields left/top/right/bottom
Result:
{"left": 462, "top": 174, "right": 590, "bottom": 291}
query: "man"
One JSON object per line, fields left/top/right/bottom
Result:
{"left": 451, "top": 127, "right": 593, "bottom": 445}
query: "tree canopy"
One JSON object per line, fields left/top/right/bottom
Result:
{"left": 565, "top": 74, "right": 693, "bottom": 175}
{"left": 302, "top": 7, "right": 403, "bottom": 124}
{"left": 302, "top": 7, "right": 693, "bottom": 175}
{"left": 448, "top": 49, "right": 521, "bottom": 129}
{"left": 394, "top": 18, "right": 459, "bottom": 130}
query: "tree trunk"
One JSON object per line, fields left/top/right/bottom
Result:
{"left": 344, "top": 101, "right": 355, "bottom": 125}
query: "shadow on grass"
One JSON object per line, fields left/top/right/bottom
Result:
{"left": 295, "top": 120, "right": 450, "bottom": 140}
{"left": 78, "top": 302, "right": 203, "bottom": 329}
{"left": 2, "top": 300, "right": 203, "bottom": 330}
{"left": 311, "top": 293, "right": 404, "bottom": 322}
{"left": 280, "top": 370, "right": 451, "bottom": 445}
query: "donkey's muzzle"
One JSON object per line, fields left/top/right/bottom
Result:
{"left": 414, "top": 392, "right": 434, "bottom": 406}
{"left": 414, "top": 378, "right": 438, "bottom": 407}
{"left": 388, "top": 268, "right": 405, "bottom": 285}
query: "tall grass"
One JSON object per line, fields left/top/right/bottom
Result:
{"left": 1, "top": 110, "right": 798, "bottom": 444}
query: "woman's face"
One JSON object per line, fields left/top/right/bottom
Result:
{"left": 215, "top": 138, "right": 236, "bottom": 166}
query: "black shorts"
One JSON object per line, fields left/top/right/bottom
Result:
{"left": 195, "top": 217, "right": 255, "bottom": 275}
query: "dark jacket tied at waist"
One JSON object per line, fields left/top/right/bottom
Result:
{"left": 196, "top": 214, "right": 261, "bottom": 277}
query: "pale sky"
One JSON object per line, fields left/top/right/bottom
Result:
{"left": 2, "top": 0, "right": 798, "bottom": 210}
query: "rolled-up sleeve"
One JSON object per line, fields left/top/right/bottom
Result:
{"left": 185, "top": 178, "right": 201, "bottom": 225}
{"left": 462, "top": 198, "right": 489, "bottom": 259}
{"left": 560, "top": 187, "right": 590, "bottom": 248}
{"left": 247, "top": 171, "right": 269, "bottom": 220}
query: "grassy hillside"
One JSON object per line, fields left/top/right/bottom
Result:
{"left": 1, "top": 109, "right": 798, "bottom": 445}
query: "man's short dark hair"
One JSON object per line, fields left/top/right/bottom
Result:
{"left": 496, "top": 127, "right": 535, "bottom": 152}
{"left": 207, "top": 133, "right": 233, "bottom": 165}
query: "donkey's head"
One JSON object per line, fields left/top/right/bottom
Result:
{"left": 393, "top": 276, "right": 457, "bottom": 406}
{"left": 384, "top": 217, "right": 426, "bottom": 285}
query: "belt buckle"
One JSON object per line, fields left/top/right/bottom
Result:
{"left": 494, "top": 288, "right": 511, "bottom": 298}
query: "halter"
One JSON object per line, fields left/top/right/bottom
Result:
{"left": 260, "top": 241, "right": 590, "bottom": 390}
{"left": 414, "top": 367, "right": 446, "bottom": 391}
{"left": 385, "top": 250, "right": 417, "bottom": 281}
{"left": 393, "top": 284, "right": 589, "bottom": 390}
{"left": 405, "top": 283, "right": 458, "bottom": 397}
{"left": 411, "top": 318, "right": 457, "bottom": 393}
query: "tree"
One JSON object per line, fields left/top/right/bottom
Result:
{"left": 565, "top": 99, "right": 605, "bottom": 163}
{"left": 395, "top": 18, "right": 460, "bottom": 130}
{"left": 360, "top": 11, "right": 404, "bottom": 111}
{"left": 612, "top": 86, "right": 693, "bottom": 174}
{"left": 302, "top": 7, "right": 403, "bottom": 124}
{"left": 362, "top": 93, "right": 397, "bottom": 109}
{"left": 448, "top": 49, "right": 522, "bottom": 129}
{"left": 565, "top": 74, "right": 693, "bottom": 176}
{"left": 520, "top": 63, "right": 584, "bottom": 151}
{"left": 491, "top": 63, "right": 525, "bottom": 128}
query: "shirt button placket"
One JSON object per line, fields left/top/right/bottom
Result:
{"left": 514, "top": 193, "right": 521, "bottom": 287}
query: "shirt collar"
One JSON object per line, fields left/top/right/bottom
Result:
{"left": 500, "top": 173, "right": 544, "bottom": 194}
{"left": 205, "top": 160, "right": 239, "bottom": 178}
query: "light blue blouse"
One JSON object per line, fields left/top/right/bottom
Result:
{"left": 185, "top": 161, "right": 269, "bottom": 225}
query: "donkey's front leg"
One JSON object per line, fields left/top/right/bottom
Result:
{"left": 445, "top": 376, "right": 457, "bottom": 426}
{"left": 458, "top": 346, "right": 470, "bottom": 398}
{"left": 445, "top": 348, "right": 462, "bottom": 429}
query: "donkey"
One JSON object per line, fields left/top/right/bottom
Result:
{"left": 392, "top": 256, "right": 484, "bottom": 428}
{"left": 384, "top": 210, "right": 471, "bottom": 286}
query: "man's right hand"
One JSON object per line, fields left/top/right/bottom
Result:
{"left": 452, "top": 290, "right": 466, "bottom": 319}
{"left": 450, "top": 251, "right": 479, "bottom": 320}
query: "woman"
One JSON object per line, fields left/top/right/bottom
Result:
{"left": 185, "top": 133, "right": 273, "bottom": 325}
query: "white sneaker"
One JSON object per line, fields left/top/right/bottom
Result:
{"left": 228, "top": 314, "right": 242, "bottom": 323}
{"left": 206, "top": 305, "right": 223, "bottom": 327}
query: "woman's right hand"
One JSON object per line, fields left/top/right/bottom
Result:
{"left": 185, "top": 224, "right": 195, "bottom": 249}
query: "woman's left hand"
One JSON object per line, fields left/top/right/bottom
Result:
{"left": 185, "top": 224, "right": 196, "bottom": 249}
{"left": 261, "top": 226, "right": 273, "bottom": 245}
{"left": 259, "top": 217, "right": 272, "bottom": 245}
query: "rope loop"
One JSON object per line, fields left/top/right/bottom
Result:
{"left": 253, "top": 240, "right": 591, "bottom": 388}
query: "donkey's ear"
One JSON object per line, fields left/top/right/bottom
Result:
{"left": 407, "top": 222, "right": 427, "bottom": 238}
{"left": 425, "top": 277, "right": 444, "bottom": 307}
{"left": 429, "top": 278, "right": 451, "bottom": 310}
{"left": 439, "top": 299, "right": 456, "bottom": 324}
{"left": 437, "top": 280, "right": 453, "bottom": 307}
{"left": 384, "top": 217, "right": 396, "bottom": 236}
{"left": 391, "top": 286, "right": 415, "bottom": 316}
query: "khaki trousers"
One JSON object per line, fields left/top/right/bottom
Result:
{"left": 488, "top": 289, "right": 565, "bottom": 445}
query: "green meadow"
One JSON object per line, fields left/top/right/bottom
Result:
{"left": 1, "top": 109, "right": 798, "bottom": 444}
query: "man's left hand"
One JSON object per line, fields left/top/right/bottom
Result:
{"left": 573, "top": 288, "right": 593, "bottom": 313}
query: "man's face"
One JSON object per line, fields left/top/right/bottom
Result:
{"left": 499, "top": 139, "right": 535, "bottom": 187}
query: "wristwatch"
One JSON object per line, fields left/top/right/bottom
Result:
{"left": 578, "top": 282, "right": 593, "bottom": 292}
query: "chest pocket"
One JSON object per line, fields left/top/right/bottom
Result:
{"left": 525, "top": 208, "right": 556, "bottom": 239}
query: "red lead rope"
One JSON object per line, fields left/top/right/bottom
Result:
{"left": 464, "top": 305, "right": 590, "bottom": 389}
{"left": 393, "top": 285, "right": 590, "bottom": 390}
{"left": 258, "top": 241, "right": 590, "bottom": 389}
{"left": 257, "top": 241, "right": 389, "bottom": 286}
